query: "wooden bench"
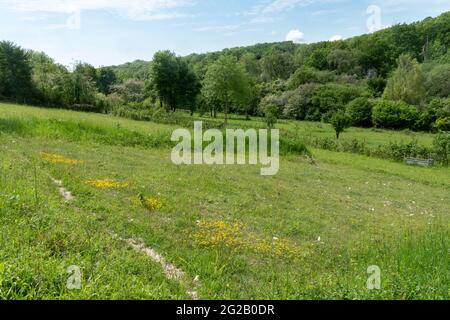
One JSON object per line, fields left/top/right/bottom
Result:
{"left": 405, "top": 158, "right": 434, "bottom": 167}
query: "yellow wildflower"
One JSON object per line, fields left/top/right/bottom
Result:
{"left": 129, "top": 195, "right": 164, "bottom": 211}
{"left": 41, "top": 152, "right": 84, "bottom": 165}
{"left": 193, "top": 220, "right": 242, "bottom": 247}
{"left": 85, "top": 179, "right": 130, "bottom": 189}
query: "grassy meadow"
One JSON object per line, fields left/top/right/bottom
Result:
{"left": 0, "top": 102, "right": 449, "bottom": 300}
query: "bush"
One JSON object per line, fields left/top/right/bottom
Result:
{"left": 259, "top": 94, "right": 286, "bottom": 118}
{"left": 346, "top": 97, "right": 373, "bottom": 127}
{"left": 372, "top": 100, "right": 420, "bottom": 130}
{"left": 264, "top": 105, "right": 278, "bottom": 129}
{"left": 282, "top": 84, "right": 316, "bottom": 120}
{"left": 67, "top": 104, "right": 104, "bottom": 113}
{"left": 433, "top": 131, "right": 450, "bottom": 166}
{"left": 287, "top": 66, "right": 318, "bottom": 89}
{"left": 425, "top": 64, "right": 450, "bottom": 98}
{"left": 312, "top": 83, "right": 371, "bottom": 121}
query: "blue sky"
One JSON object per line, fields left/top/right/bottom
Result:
{"left": 0, "top": 0, "right": 449, "bottom": 67}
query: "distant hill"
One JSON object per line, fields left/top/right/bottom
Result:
{"left": 107, "top": 11, "right": 450, "bottom": 81}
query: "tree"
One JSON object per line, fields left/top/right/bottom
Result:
{"left": 68, "top": 62, "right": 98, "bottom": 106}
{"left": 202, "top": 55, "right": 251, "bottom": 126}
{"left": 327, "top": 48, "right": 362, "bottom": 75}
{"left": 383, "top": 54, "right": 426, "bottom": 106}
{"left": 305, "top": 48, "right": 329, "bottom": 70}
{"left": 264, "top": 105, "right": 278, "bottom": 129}
{"left": 425, "top": 64, "right": 450, "bottom": 98}
{"left": 239, "top": 52, "right": 261, "bottom": 79}
{"left": 97, "top": 67, "right": 117, "bottom": 95}
{"left": 29, "top": 51, "right": 68, "bottom": 106}
{"left": 433, "top": 131, "right": 450, "bottom": 166}
{"left": 0, "top": 41, "right": 33, "bottom": 101}
{"left": 149, "top": 51, "right": 199, "bottom": 112}
{"left": 111, "top": 79, "right": 145, "bottom": 103}
{"left": 176, "top": 58, "right": 201, "bottom": 115}
{"left": 330, "top": 110, "right": 351, "bottom": 139}
{"left": 261, "top": 50, "right": 295, "bottom": 80}
{"left": 287, "top": 66, "right": 318, "bottom": 89}
{"left": 282, "top": 84, "right": 317, "bottom": 120}
{"left": 149, "top": 51, "right": 179, "bottom": 110}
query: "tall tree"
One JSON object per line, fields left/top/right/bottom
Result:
{"left": 97, "top": 67, "right": 117, "bottom": 95}
{"left": 148, "top": 51, "right": 199, "bottom": 111}
{"left": 202, "top": 55, "right": 251, "bottom": 126}
{"left": 383, "top": 54, "right": 426, "bottom": 106}
{"left": 149, "top": 51, "right": 179, "bottom": 110}
{"left": 0, "top": 41, "right": 33, "bottom": 101}
{"left": 29, "top": 51, "right": 71, "bottom": 106}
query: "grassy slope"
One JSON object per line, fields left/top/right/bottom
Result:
{"left": 0, "top": 103, "right": 449, "bottom": 299}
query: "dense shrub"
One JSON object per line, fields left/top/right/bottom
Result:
{"left": 346, "top": 97, "right": 374, "bottom": 127}
{"left": 287, "top": 66, "right": 318, "bottom": 89}
{"left": 282, "top": 84, "right": 317, "bottom": 120}
{"left": 425, "top": 64, "right": 450, "bottom": 98}
{"left": 372, "top": 100, "right": 420, "bottom": 130}
{"left": 425, "top": 98, "right": 450, "bottom": 131}
{"left": 433, "top": 131, "right": 450, "bottom": 166}
{"left": 312, "top": 83, "right": 371, "bottom": 122}
{"left": 259, "top": 94, "right": 286, "bottom": 117}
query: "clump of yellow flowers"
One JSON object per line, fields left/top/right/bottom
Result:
{"left": 129, "top": 194, "right": 164, "bottom": 211}
{"left": 193, "top": 219, "right": 300, "bottom": 258}
{"left": 41, "top": 152, "right": 84, "bottom": 165}
{"left": 85, "top": 179, "right": 130, "bottom": 189}
{"left": 193, "top": 220, "right": 242, "bottom": 247}
{"left": 139, "top": 194, "right": 164, "bottom": 211}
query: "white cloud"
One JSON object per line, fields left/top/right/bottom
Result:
{"left": 329, "top": 34, "right": 343, "bottom": 41}
{"left": 1, "top": 0, "right": 192, "bottom": 21}
{"left": 285, "top": 29, "right": 304, "bottom": 43}
{"left": 264, "top": 0, "right": 314, "bottom": 13}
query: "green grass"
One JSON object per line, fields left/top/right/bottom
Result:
{"left": 0, "top": 103, "right": 449, "bottom": 300}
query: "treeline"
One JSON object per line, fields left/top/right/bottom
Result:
{"left": 1, "top": 12, "right": 450, "bottom": 133}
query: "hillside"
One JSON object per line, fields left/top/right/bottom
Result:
{"left": 1, "top": 102, "right": 449, "bottom": 299}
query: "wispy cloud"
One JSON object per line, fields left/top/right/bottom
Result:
{"left": 1, "top": 0, "right": 193, "bottom": 21}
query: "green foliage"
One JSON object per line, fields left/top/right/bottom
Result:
{"left": 327, "top": 48, "right": 362, "bottom": 75}
{"left": 424, "top": 98, "right": 450, "bottom": 131}
{"left": 433, "top": 131, "right": 450, "bottom": 166}
{"left": 202, "top": 55, "right": 252, "bottom": 125}
{"left": 287, "top": 66, "right": 318, "bottom": 89}
{"left": 0, "top": 41, "right": 33, "bottom": 101}
{"left": 67, "top": 62, "right": 98, "bottom": 106}
{"left": 372, "top": 100, "right": 420, "bottom": 130}
{"left": 383, "top": 54, "right": 426, "bottom": 106}
{"left": 282, "top": 84, "right": 317, "bottom": 120}
{"left": 263, "top": 104, "right": 278, "bottom": 129}
{"left": 305, "top": 47, "right": 329, "bottom": 70}
{"left": 97, "top": 67, "right": 117, "bottom": 95}
{"left": 367, "top": 76, "right": 387, "bottom": 97}
{"left": 346, "top": 97, "right": 374, "bottom": 127}
{"left": 29, "top": 51, "right": 71, "bottom": 107}
{"left": 312, "top": 83, "right": 371, "bottom": 121}
{"left": 148, "top": 51, "right": 199, "bottom": 112}
{"left": 109, "top": 60, "right": 149, "bottom": 81}
{"left": 111, "top": 79, "right": 145, "bottom": 103}
{"left": 424, "top": 63, "right": 450, "bottom": 98}
{"left": 330, "top": 110, "right": 351, "bottom": 139}
{"left": 261, "top": 48, "right": 296, "bottom": 80}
